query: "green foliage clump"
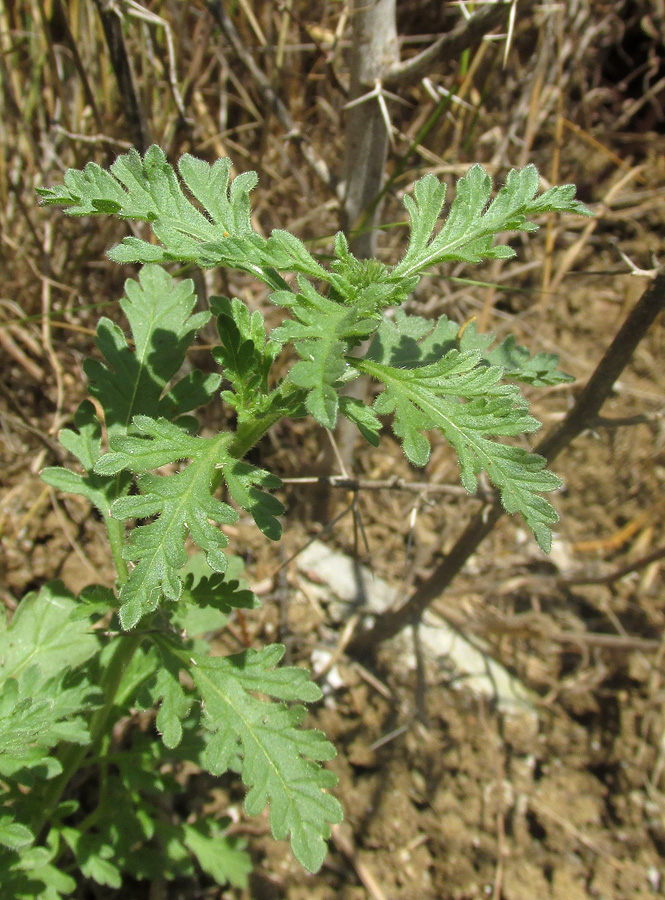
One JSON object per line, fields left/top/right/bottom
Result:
{"left": 0, "top": 147, "right": 589, "bottom": 896}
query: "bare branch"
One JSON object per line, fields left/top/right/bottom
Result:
{"left": 281, "top": 475, "right": 473, "bottom": 496}
{"left": 91, "top": 0, "right": 152, "bottom": 152}
{"left": 384, "top": 0, "right": 533, "bottom": 90}
{"left": 562, "top": 543, "right": 665, "bottom": 588}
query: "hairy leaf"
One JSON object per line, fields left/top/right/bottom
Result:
{"left": 183, "top": 822, "right": 251, "bottom": 889}
{"left": 42, "top": 266, "right": 217, "bottom": 516}
{"left": 170, "top": 554, "right": 260, "bottom": 638}
{"left": 95, "top": 421, "right": 237, "bottom": 628}
{"left": 0, "top": 582, "right": 100, "bottom": 682}
{"left": 211, "top": 295, "right": 281, "bottom": 419}
{"left": 0, "top": 840, "right": 77, "bottom": 899}
{"left": 391, "top": 164, "right": 592, "bottom": 280}
{"left": 484, "top": 333, "right": 575, "bottom": 386}
{"left": 147, "top": 637, "right": 340, "bottom": 872}
{"left": 367, "top": 310, "right": 573, "bottom": 386}
{"left": 38, "top": 147, "right": 246, "bottom": 256}
{"left": 87, "top": 265, "right": 219, "bottom": 439}
{"left": 37, "top": 146, "right": 290, "bottom": 289}
{"left": 356, "top": 348, "right": 560, "bottom": 550}
{"left": 338, "top": 396, "right": 382, "bottom": 446}
{"left": 0, "top": 585, "right": 101, "bottom": 775}
{"left": 190, "top": 645, "right": 342, "bottom": 873}
{"left": 95, "top": 416, "right": 282, "bottom": 627}
{"left": 271, "top": 278, "right": 381, "bottom": 428}
{"left": 0, "top": 817, "right": 33, "bottom": 852}
{"left": 41, "top": 401, "right": 127, "bottom": 518}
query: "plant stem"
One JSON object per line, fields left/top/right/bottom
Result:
{"left": 106, "top": 513, "right": 128, "bottom": 584}
{"left": 226, "top": 387, "right": 303, "bottom": 461}
{"left": 227, "top": 413, "right": 283, "bottom": 461}
{"left": 348, "top": 270, "right": 665, "bottom": 655}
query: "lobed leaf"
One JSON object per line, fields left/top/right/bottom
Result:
{"left": 152, "top": 657, "right": 192, "bottom": 750}
{"left": 182, "top": 822, "right": 251, "bottom": 889}
{"left": 87, "top": 265, "right": 219, "bottom": 440}
{"left": 356, "top": 347, "right": 561, "bottom": 550}
{"left": 191, "top": 645, "right": 342, "bottom": 873}
{"left": 211, "top": 295, "right": 281, "bottom": 419}
{"left": 41, "top": 402, "right": 127, "bottom": 518}
{"left": 391, "top": 163, "right": 592, "bottom": 280}
{"left": 96, "top": 421, "right": 237, "bottom": 628}
{"left": 338, "top": 396, "right": 382, "bottom": 446}
{"left": 0, "top": 817, "right": 33, "bottom": 852}
{"left": 0, "top": 840, "right": 77, "bottom": 899}
{"left": 95, "top": 416, "right": 283, "bottom": 627}
{"left": 271, "top": 278, "right": 381, "bottom": 428}
{"left": 0, "top": 582, "right": 100, "bottom": 682}
{"left": 42, "top": 266, "right": 218, "bottom": 517}
{"left": 37, "top": 146, "right": 253, "bottom": 265}
{"left": 367, "top": 309, "right": 573, "bottom": 387}
{"left": 38, "top": 146, "right": 296, "bottom": 289}
{"left": 0, "top": 584, "right": 101, "bottom": 775}
{"left": 484, "top": 333, "right": 575, "bottom": 386}
{"left": 143, "top": 637, "right": 340, "bottom": 872}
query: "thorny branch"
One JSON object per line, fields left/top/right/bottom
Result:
{"left": 384, "top": 0, "right": 532, "bottom": 89}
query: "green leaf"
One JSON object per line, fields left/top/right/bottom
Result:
{"left": 69, "top": 585, "right": 117, "bottom": 620}
{"left": 190, "top": 645, "right": 342, "bottom": 873}
{"left": 151, "top": 652, "right": 192, "bottom": 749}
{"left": 329, "top": 235, "right": 417, "bottom": 306}
{"left": 95, "top": 420, "right": 237, "bottom": 628}
{"left": 5, "top": 667, "right": 99, "bottom": 750}
{"left": 0, "top": 582, "right": 100, "bottom": 682}
{"left": 391, "top": 164, "right": 592, "bottom": 280}
{"left": 0, "top": 817, "right": 33, "bottom": 851}
{"left": 41, "top": 401, "right": 129, "bottom": 518}
{"left": 367, "top": 309, "right": 461, "bottom": 368}
{"left": 161, "top": 552, "right": 257, "bottom": 637}
{"left": 223, "top": 457, "right": 284, "bottom": 540}
{"left": 177, "top": 152, "right": 256, "bottom": 236}
{"left": 271, "top": 277, "right": 381, "bottom": 428}
{"left": 0, "top": 678, "right": 49, "bottom": 760}
{"left": 53, "top": 740, "right": 243, "bottom": 887}
{"left": 211, "top": 295, "right": 281, "bottom": 418}
{"left": 338, "top": 396, "right": 382, "bottom": 446}
{"left": 94, "top": 416, "right": 282, "bottom": 627}
{"left": 0, "top": 588, "right": 101, "bottom": 776}
{"left": 149, "top": 637, "right": 340, "bottom": 873}
{"left": 170, "top": 558, "right": 260, "bottom": 638}
{"left": 37, "top": 146, "right": 276, "bottom": 280}
{"left": 260, "top": 228, "right": 330, "bottom": 280}
{"left": 356, "top": 347, "right": 560, "bottom": 551}
{"left": 484, "top": 333, "right": 574, "bottom": 386}
{"left": 56, "top": 399, "right": 103, "bottom": 470}
{"left": 367, "top": 310, "right": 573, "bottom": 387}
{"left": 183, "top": 821, "right": 251, "bottom": 889}
{"left": 0, "top": 841, "right": 77, "bottom": 899}
{"left": 42, "top": 266, "right": 218, "bottom": 515}
{"left": 87, "top": 265, "right": 219, "bottom": 440}
{"left": 60, "top": 828, "right": 121, "bottom": 889}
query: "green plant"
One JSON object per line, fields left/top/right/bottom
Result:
{"left": 0, "top": 145, "right": 590, "bottom": 896}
